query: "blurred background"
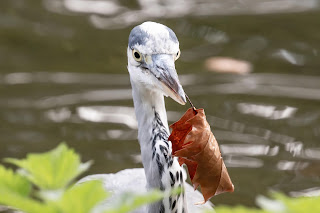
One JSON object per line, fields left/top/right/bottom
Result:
{"left": 1, "top": 0, "right": 320, "bottom": 209}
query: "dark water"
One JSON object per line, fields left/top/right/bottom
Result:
{"left": 1, "top": 0, "right": 320, "bottom": 209}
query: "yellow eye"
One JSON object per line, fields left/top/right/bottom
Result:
{"left": 132, "top": 49, "right": 142, "bottom": 62}
{"left": 175, "top": 50, "right": 181, "bottom": 60}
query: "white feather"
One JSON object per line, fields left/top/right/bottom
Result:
{"left": 78, "top": 169, "right": 213, "bottom": 213}
{"left": 134, "top": 22, "right": 179, "bottom": 55}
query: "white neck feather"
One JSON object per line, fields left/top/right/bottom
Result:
{"left": 130, "top": 78, "right": 187, "bottom": 213}
{"left": 131, "top": 79, "right": 168, "bottom": 186}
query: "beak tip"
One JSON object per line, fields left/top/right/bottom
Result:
{"left": 182, "top": 96, "right": 187, "bottom": 105}
{"left": 178, "top": 91, "right": 187, "bottom": 105}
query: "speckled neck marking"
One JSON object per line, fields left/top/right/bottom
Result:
{"left": 130, "top": 78, "right": 187, "bottom": 213}
{"left": 149, "top": 109, "right": 187, "bottom": 213}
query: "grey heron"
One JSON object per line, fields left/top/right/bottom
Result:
{"left": 80, "top": 21, "right": 213, "bottom": 213}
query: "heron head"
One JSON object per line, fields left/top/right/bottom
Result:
{"left": 127, "top": 21, "right": 186, "bottom": 105}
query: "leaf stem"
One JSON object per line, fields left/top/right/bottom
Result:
{"left": 185, "top": 94, "right": 196, "bottom": 112}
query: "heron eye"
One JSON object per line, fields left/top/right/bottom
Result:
{"left": 175, "top": 50, "right": 181, "bottom": 60}
{"left": 132, "top": 49, "right": 142, "bottom": 62}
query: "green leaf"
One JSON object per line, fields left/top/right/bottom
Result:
{"left": 5, "top": 143, "right": 92, "bottom": 190}
{"left": 104, "top": 187, "right": 181, "bottom": 213}
{"left": 56, "top": 180, "right": 108, "bottom": 213}
{"left": 213, "top": 206, "right": 269, "bottom": 213}
{"left": 0, "top": 165, "right": 31, "bottom": 196}
{"left": 272, "top": 193, "right": 320, "bottom": 213}
{"left": 0, "top": 166, "right": 57, "bottom": 213}
{"left": 0, "top": 188, "right": 58, "bottom": 213}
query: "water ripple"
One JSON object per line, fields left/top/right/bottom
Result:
{"left": 77, "top": 106, "right": 137, "bottom": 129}
{"left": 43, "top": 0, "right": 319, "bottom": 29}
{"left": 1, "top": 72, "right": 129, "bottom": 85}
{"left": 189, "top": 73, "right": 320, "bottom": 101}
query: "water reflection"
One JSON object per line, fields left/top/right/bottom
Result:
{"left": 106, "top": 129, "right": 137, "bottom": 140}
{"left": 1, "top": 72, "right": 319, "bottom": 163}
{"left": 224, "top": 156, "right": 264, "bottom": 168}
{"left": 77, "top": 106, "right": 137, "bottom": 129}
{"left": 303, "top": 148, "right": 320, "bottom": 160}
{"left": 237, "top": 103, "right": 297, "bottom": 120}
{"left": 273, "top": 49, "right": 305, "bottom": 66}
{"left": 63, "top": 0, "right": 120, "bottom": 15}
{"left": 277, "top": 160, "right": 309, "bottom": 171}
{"left": 190, "top": 74, "right": 320, "bottom": 101}
{"left": 290, "top": 187, "right": 320, "bottom": 197}
{"left": 46, "top": 107, "right": 71, "bottom": 122}
{"left": 1, "top": 89, "right": 132, "bottom": 109}
{"left": 221, "top": 144, "right": 279, "bottom": 156}
{"left": 44, "top": 0, "right": 320, "bottom": 29}
{"left": 285, "top": 142, "right": 303, "bottom": 157}
{"left": 1, "top": 70, "right": 319, "bottom": 207}
{"left": 1, "top": 72, "right": 129, "bottom": 85}
{"left": 40, "top": 104, "right": 318, "bottom": 173}
{"left": 38, "top": 89, "right": 132, "bottom": 108}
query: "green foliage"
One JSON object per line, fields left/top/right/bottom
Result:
{"left": 55, "top": 181, "right": 108, "bottom": 213}
{"left": 272, "top": 193, "right": 320, "bottom": 213}
{"left": 0, "top": 143, "right": 166, "bottom": 213}
{"left": 0, "top": 165, "right": 57, "bottom": 213}
{"left": 211, "top": 193, "right": 320, "bottom": 213}
{"left": 0, "top": 143, "right": 107, "bottom": 213}
{"left": 0, "top": 165, "right": 54, "bottom": 213}
{"left": 0, "top": 178, "right": 107, "bottom": 213}
{"left": 5, "top": 143, "right": 92, "bottom": 190}
{"left": 0, "top": 142, "right": 319, "bottom": 213}
{"left": 212, "top": 206, "right": 269, "bottom": 213}
{"left": 0, "top": 165, "right": 31, "bottom": 196}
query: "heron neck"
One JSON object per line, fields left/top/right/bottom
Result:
{"left": 131, "top": 79, "right": 187, "bottom": 213}
{"left": 131, "top": 80, "right": 169, "bottom": 185}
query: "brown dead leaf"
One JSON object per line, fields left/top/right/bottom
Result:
{"left": 169, "top": 108, "right": 234, "bottom": 202}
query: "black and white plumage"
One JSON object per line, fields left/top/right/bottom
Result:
{"left": 80, "top": 22, "right": 213, "bottom": 213}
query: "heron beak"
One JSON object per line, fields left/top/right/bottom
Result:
{"left": 145, "top": 54, "right": 186, "bottom": 105}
